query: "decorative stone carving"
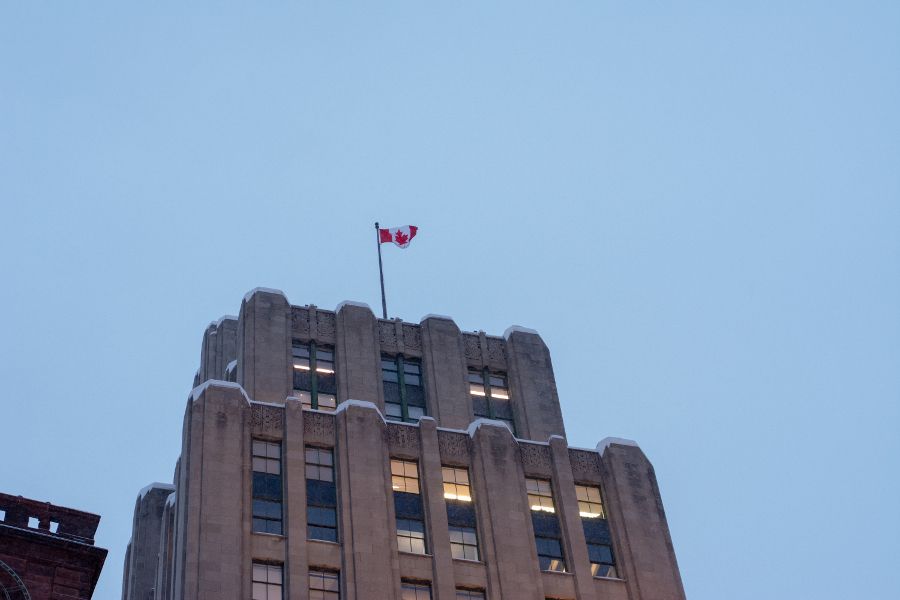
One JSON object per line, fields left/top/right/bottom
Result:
{"left": 303, "top": 411, "right": 335, "bottom": 442}
{"left": 463, "top": 334, "right": 481, "bottom": 361}
{"left": 379, "top": 321, "right": 398, "bottom": 350}
{"left": 438, "top": 431, "right": 470, "bottom": 465}
{"left": 486, "top": 337, "right": 507, "bottom": 364}
{"left": 317, "top": 311, "right": 336, "bottom": 339}
{"left": 385, "top": 423, "right": 420, "bottom": 454}
{"left": 292, "top": 307, "right": 311, "bottom": 336}
{"left": 519, "top": 442, "right": 552, "bottom": 474}
{"left": 402, "top": 324, "right": 422, "bottom": 352}
{"left": 569, "top": 449, "right": 602, "bottom": 483}
{"left": 251, "top": 404, "right": 284, "bottom": 434}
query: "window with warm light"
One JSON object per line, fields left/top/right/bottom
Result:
{"left": 468, "top": 368, "right": 515, "bottom": 432}
{"left": 292, "top": 341, "right": 337, "bottom": 411}
{"left": 575, "top": 485, "right": 605, "bottom": 518}
{"left": 577, "top": 483, "right": 618, "bottom": 578}
{"left": 382, "top": 355, "right": 426, "bottom": 422}
{"left": 391, "top": 460, "right": 420, "bottom": 494}
{"left": 526, "top": 478, "right": 555, "bottom": 513}
{"left": 526, "top": 478, "right": 566, "bottom": 572}
{"left": 443, "top": 466, "right": 480, "bottom": 561}
{"left": 392, "top": 459, "right": 427, "bottom": 554}
{"left": 442, "top": 467, "right": 471, "bottom": 502}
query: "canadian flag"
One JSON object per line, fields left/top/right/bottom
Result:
{"left": 379, "top": 225, "right": 418, "bottom": 249}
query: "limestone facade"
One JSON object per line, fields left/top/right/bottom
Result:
{"left": 123, "top": 289, "right": 685, "bottom": 600}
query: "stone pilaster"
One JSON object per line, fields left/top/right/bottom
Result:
{"left": 237, "top": 289, "right": 291, "bottom": 403}
{"left": 419, "top": 316, "right": 470, "bottom": 430}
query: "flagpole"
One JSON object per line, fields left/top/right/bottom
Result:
{"left": 375, "top": 222, "right": 388, "bottom": 319}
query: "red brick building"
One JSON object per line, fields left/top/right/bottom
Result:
{"left": 0, "top": 492, "right": 107, "bottom": 599}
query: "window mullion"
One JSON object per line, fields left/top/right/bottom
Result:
{"left": 482, "top": 367, "right": 495, "bottom": 419}
{"left": 397, "top": 356, "right": 409, "bottom": 421}
{"left": 310, "top": 342, "right": 319, "bottom": 410}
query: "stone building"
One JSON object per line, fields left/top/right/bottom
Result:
{"left": 0, "top": 492, "right": 108, "bottom": 599}
{"left": 123, "top": 288, "right": 685, "bottom": 600}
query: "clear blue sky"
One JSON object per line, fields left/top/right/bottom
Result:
{"left": 1, "top": 2, "right": 898, "bottom": 599}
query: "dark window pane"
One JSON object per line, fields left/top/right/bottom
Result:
{"left": 492, "top": 398, "right": 513, "bottom": 420}
{"left": 472, "top": 396, "right": 489, "bottom": 417}
{"left": 405, "top": 385, "right": 425, "bottom": 407}
{"left": 294, "top": 370, "right": 312, "bottom": 391}
{"left": 308, "top": 525, "right": 337, "bottom": 542}
{"left": 306, "top": 479, "right": 337, "bottom": 506}
{"left": 308, "top": 506, "right": 337, "bottom": 527}
{"left": 318, "top": 373, "right": 337, "bottom": 394}
{"left": 582, "top": 517, "right": 612, "bottom": 544}
{"left": 253, "top": 473, "right": 282, "bottom": 501}
{"left": 384, "top": 381, "right": 402, "bottom": 401}
{"left": 588, "top": 543, "right": 614, "bottom": 565}
{"left": 536, "top": 536, "right": 563, "bottom": 558}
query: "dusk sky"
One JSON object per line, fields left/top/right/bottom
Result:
{"left": 2, "top": 2, "right": 898, "bottom": 599}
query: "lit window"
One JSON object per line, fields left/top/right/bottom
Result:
{"left": 308, "top": 569, "right": 340, "bottom": 599}
{"left": 293, "top": 341, "right": 337, "bottom": 411}
{"left": 468, "top": 369, "right": 515, "bottom": 432}
{"left": 382, "top": 355, "right": 426, "bottom": 422}
{"left": 252, "top": 440, "right": 282, "bottom": 535}
{"left": 396, "top": 518, "right": 427, "bottom": 554}
{"left": 306, "top": 447, "right": 337, "bottom": 542}
{"left": 442, "top": 467, "right": 472, "bottom": 502}
{"left": 575, "top": 485, "right": 605, "bottom": 518}
{"left": 391, "top": 460, "right": 420, "bottom": 494}
{"left": 449, "top": 525, "right": 479, "bottom": 561}
{"left": 579, "top": 483, "right": 618, "bottom": 578}
{"left": 526, "top": 478, "right": 555, "bottom": 513}
{"left": 455, "top": 590, "right": 485, "bottom": 600}
{"left": 252, "top": 562, "right": 283, "bottom": 600}
{"left": 401, "top": 581, "right": 432, "bottom": 600}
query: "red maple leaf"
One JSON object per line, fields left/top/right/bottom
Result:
{"left": 394, "top": 229, "right": 409, "bottom": 245}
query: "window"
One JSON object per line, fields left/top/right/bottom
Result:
{"left": 396, "top": 518, "right": 427, "bottom": 554}
{"left": 535, "top": 536, "right": 566, "bottom": 572}
{"left": 391, "top": 459, "right": 420, "bottom": 494}
{"left": 578, "top": 484, "right": 618, "bottom": 578}
{"left": 449, "top": 525, "right": 479, "bottom": 560}
{"left": 444, "top": 466, "right": 479, "bottom": 561}
{"left": 527, "top": 478, "right": 566, "bottom": 572}
{"left": 306, "top": 447, "right": 337, "bottom": 542}
{"left": 309, "top": 569, "right": 340, "bottom": 600}
{"left": 575, "top": 485, "right": 605, "bottom": 518}
{"left": 306, "top": 447, "right": 334, "bottom": 482}
{"left": 588, "top": 543, "right": 618, "bottom": 578}
{"left": 252, "top": 440, "right": 282, "bottom": 535}
{"left": 392, "top": 459, "right": 427, "bottom": 554}
{"left": 382, "top": 355, "right": 426, "bottom": 422}
{"left": 252, "top": 562, "right": 282, "bottom": 600}
{"left": 401, "top": 582, "right": 432, "bottom": 600}
{"left": 442, "top": 467, "right": 471, "bottom": 502}
{"left": 456, "top": 590, "right": 485, "bottom": 600}
{"left": 468, "top": 369, "right": 515, "bottom": 432}
{"left": 526, "top": 478, "right": 555, "bottom": 513}
{"left": 293, "top": 341, "right": 337, "bottom": 411}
